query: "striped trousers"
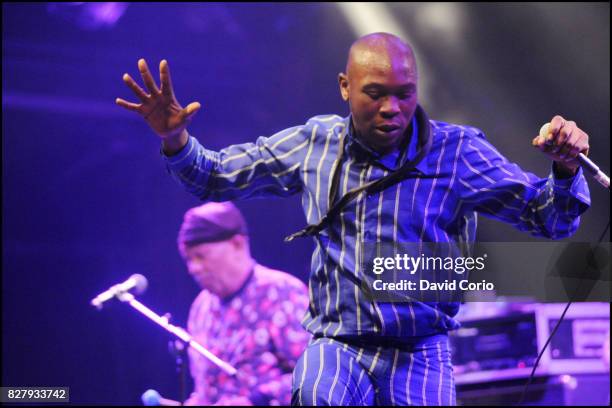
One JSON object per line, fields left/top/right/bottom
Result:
{"left": 291, "top": 334, "right": 455, "bottom": 406}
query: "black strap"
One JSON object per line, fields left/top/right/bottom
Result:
{"left": 285, "top": 105, "right": 433, "bottom": 242}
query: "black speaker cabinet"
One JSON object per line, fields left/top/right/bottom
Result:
{"left": 456, "top": 373, "right": 610, "bottom": 406}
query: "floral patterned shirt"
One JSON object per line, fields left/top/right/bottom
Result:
{"left": 184, "top": 263, "right": 311, "bottom": 405}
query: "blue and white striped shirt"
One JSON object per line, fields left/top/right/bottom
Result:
{"left": 163, "top": 113, "right": 590, "bottom": 338}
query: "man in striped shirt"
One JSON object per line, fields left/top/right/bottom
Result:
{"left": 117, "top": 32, "right": 590, "bottom": 405}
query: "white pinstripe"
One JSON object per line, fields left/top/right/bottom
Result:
{"left": 329, "top": 156, "right": 353, "bottom": 338}
{"left": 437, "top": 342, "right": 443, "bottom": 405}
{"left": 362, "top": 164, "right": 384, "bottom": 334}
{"left": 327, "top": 347, "right": 341, "bottom": 403}
{"left": 312, "top": 344, "right": 325, "bottom": 406}
{"left": 303, "top": 125, "right": 321, "bottom": 222}
{"left": 422, "top": 349, "right": 429, "bottom": 406}
{"left": 214, "top": 162, "right": 300, "bottom": 193}
{"left": 339, "top": 356, "right": 353, "bottom": 405}
{"left": 390, "top": 348, "right": 400, "bottom": 406}
{"left": 213, "top": 137, "right": 309, "bottom": 179}
{"left": 354, "top": 164, "right": 367, "bottom": 335}
{"left": 312, "top": 127, "right": 334, "bottom": 220}
{"left": 405, "top": 352, "right": 414, "bottom": 406}
{"left": 297, "top": 348, "right": 309, "bottom": 406}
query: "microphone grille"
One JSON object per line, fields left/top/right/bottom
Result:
{"left": 130, "top": 274, "right": 148, "bottom": 294}
{"left": 141, "top": 389, "right": 160, "bottom": 406}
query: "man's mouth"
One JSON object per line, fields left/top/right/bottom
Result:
{"left": 376, "top": 124, "right": 400, "bottom": 133}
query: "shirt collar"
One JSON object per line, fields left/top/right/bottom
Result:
{"left": 345, "top": 114, "right": 430, "bottom": 174}
{"left": 219, "top": 261, "right": 256, "bottom": 305}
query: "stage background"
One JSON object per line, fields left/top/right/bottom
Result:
{"left": 2, "top": 3, "right": 609, "bottom": 405}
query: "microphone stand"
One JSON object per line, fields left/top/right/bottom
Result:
{"left": 114, "top": 291, "right": 238, "bottom": 377}
{"left": 168, "top": 337, "right": 187, "bottom": 404}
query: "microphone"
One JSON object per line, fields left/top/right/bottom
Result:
{"left": 539, "top": 122, "right": 610, "bottom": 189}
{"left": 90, "top": 274, "right": 148, "bottom": 309}
{"left": 141, "top": 389, "right": 181, "bottom": 406}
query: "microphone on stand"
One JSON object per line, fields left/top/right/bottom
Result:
{"left": 141, "top": 389, "right": 181, "bottom": 406}
{"left": 90, "top": 274, "right": 148, "bottom": 310}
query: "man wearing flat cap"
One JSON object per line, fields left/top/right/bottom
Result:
{"left": 178, "top": 202, "right": 310, "bottom": 406}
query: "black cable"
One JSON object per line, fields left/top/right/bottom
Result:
{"left": 517, "top": 220, "right": 610, "bottom": 405}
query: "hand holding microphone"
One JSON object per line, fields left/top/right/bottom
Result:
{"left": 532, "top": 115, "right": 589, "bottom": 173}
{"left": 533, "top": 116, "right": 609, "bottom": 189}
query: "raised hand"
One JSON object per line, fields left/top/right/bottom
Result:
{"left": 116, "top": 59, "right": 201, "bottom": 154}
{"left": 532, "top": 115, "right": 590, "bottom": 175}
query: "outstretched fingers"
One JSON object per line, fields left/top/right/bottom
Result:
{"left": 122, "top": 73, "right": 149, "bottom": 101}
{"left": 138, "top": 58, "right": 160, "bottom": 95}
{"left": 159, "top": 59, "right": 174, "bottom": 97}
{"left": 115, "top": 97, "right": 141, "bottom": 112}
{"left": 182, "top": 102, "right": 201, "bottom": 120}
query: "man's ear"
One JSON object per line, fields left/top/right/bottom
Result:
{"left": 338, "top": 73, "right": 349, "bottom": 102}
{"left": 231, "top": 234, "right": 249, "bottom": 251}
{"left": 230, "top": 234, "right": 243, "bottom": 249}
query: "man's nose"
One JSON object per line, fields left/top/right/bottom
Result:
{"left": 380, "top": 96, "right": 400, "bottom": 117}
{"left": 187, "top": 261, "right": 204, "bottom": 275}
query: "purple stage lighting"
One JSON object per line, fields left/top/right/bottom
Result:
{"left": 46, "top": 2, "right": 129, "bottom": 30}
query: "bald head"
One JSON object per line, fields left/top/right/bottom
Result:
{"left": 346, "top": 32, "right": 417, "bottom": 79}
{"left": 338, "top": 32, "right": 419, "bottom": 155}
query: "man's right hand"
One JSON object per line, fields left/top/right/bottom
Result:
{"left": 116, "top": 58, "right": 201, "bottom": 156}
